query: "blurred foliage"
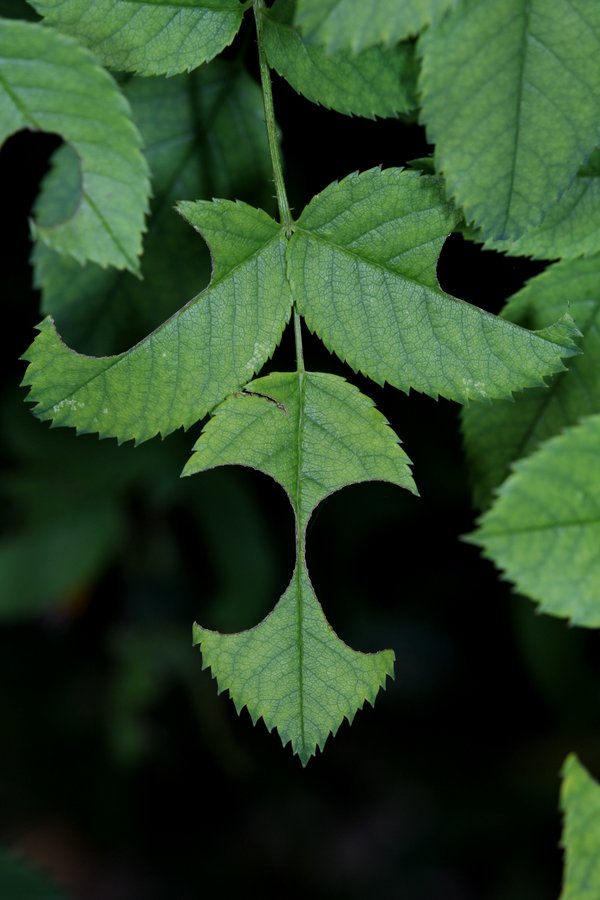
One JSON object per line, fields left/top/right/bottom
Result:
{"left": 0, "top": 846, "right": 68, "bottom": 899}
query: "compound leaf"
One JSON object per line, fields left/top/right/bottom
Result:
{"left": 22, "top": 201, "right": 293, "bottom": 443}
{"left": 32, "top": 62, "right": 273, "bottom": 355}
{"left": 463, "top": 257, "right": 600, "bottom": 508}
{"left": 294, "top": 0, "right": 454, "bottom": 52}
{"left": 262, "top": 0, "right": 417, "bottom": 118}
{"left": 287, "top": 168, "right": 580, "bottom": 403}
{"left": 0, "top": 18, "right": 149, "bottom": 272}
{"left": 28, "top": 0, "right": 246, "bottom": 76}
{"left": 560, "top": 755, "right": 600, "bottom": 900}
{"left": 419, "top": 0, "right": 600, "bottom": 241}
{"left": 184, "top": 370, "right": 416, "bottom": 763}
{"left": 469, "top": 414, "right": 600, "bottom": 627}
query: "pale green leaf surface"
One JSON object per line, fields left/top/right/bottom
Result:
{"left": 32, "top": 62, "right": 273, "bottom": 355}
{"left": 463, "top": 257, "right": 600, "bottom": 508}
{"left": 22, "top": 201, "right": 293, "bottom": 443}
{"left": 560, "top": 754, "right": 600, "bottom": 900}
{"left": 184, "top": 370, "right": 416, "bottom": 762}
{"left": 419, "top": 0, "right": 600, "bottom": 241}
{"left": 28, "top": 0, "right": 245, "bottom": 76}
{"left": 469, "top": 414, "right": 600, "bottom": 627}
{"left": 262, "top": 0, "right": 417, "bottom": 118}
{"left": 288, "top": 169, "right": 580, "bottom": 403}
{"left": 294, "top": 0, "right": 454, "bottom": 52}
{"left": 0, "top": 19, "right": 149, "bottom": 272}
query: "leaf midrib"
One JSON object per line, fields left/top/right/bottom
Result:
{"left": 294, "top": 370, "right": 307, "bottom": 757}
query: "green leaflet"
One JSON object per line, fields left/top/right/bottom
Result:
{"left": 184, "top": 371, "right": 416, "bottom": 763}
{"left": 262, "top": 0, "right": 417, "bottom": 118}
{"left": 22, "top": 201, "right": 293, "bottom": 443}
{"left": 463, "top": 257, "right": 600, "bottom": 508}
{"left": 0, "top": 847, "right": 67, "bottom": 900}
{"left": 0, "top": 19, "right": 149, "bottom": 272}
{"left": 469, "top": 414, "right": 600, "bottom": 627}
{"left": 560, "top": 755, "right": 600, "bottom": 899}
{"left": 32, "top": 62, "right": 274, "bottom": 355}
{"left": 419, "top": 0, "right": 600, "bottom": 241}
{"left": 294, "top": 0, "right": 454, "bottom": 52}
{"left": 28, "top": 0, "right": 245, "bottom": 76}
{"left": 288, "top": 168, "right": 580, "bottom": 403}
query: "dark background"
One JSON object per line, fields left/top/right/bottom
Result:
{"left": 2, "top": 18, "right": 600, "bottom": 900}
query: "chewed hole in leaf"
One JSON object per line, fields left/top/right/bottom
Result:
{"left": 436, "top": 232, "right": 545, "bottom": 313}
{"left": 187, "top": 466, "right": 295, "bottom": 634}
{"left": 306, "top": 481, "right": 419, "bottom": 648}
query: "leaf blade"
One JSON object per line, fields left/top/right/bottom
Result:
{"left": 419, "top": 0, "right": 600, "bottom": 241}
{"left": 22, "top": 201, "right": 293, "bottom": 443}
{"left": 194, "top": 561, "right": 394, "bottom": 765}
{"left": 28, "top": 0, "right": 245, "bottom": 76}
{"left": 262, "top": 0, "right": 417, "bottom": 118}
{"left": 0, "top": 19, "right": 149, "bottom": 272}
{"left": 288, "top": 168, "right": 580, "bottom": 403}
{"left": 469, "top": 414, "right": 600, "bottom": 627}
{"left": 185, "top": 370, "right": 415, "bottom": 761}
{"left": 560, "top": 755, "right": 600, "bottom": 900}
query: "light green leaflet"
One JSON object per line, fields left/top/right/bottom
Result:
{"left": 32, "top": 62, "right": 273, "bottom": 356}
{"left": 419, "top": 0, "right": 600, "bottom": 241}
{"left": 288, "top": 169, "right": 580, "bottom": 403}
{"left": 184, "top": 371, "right": 416, "bottom": 763}
{"left": 560, "top": 755, "right": 600, "bottom": 899}
{"left": 27, "top": 0, "right": 246, "bottom": 76}
{"left": 463, "top": 257, "right": 600, "bottom": 508}
{"left": 294, "top": 0, "right": 454, "bottom": 52}
{"left": 0, "top": 19, "right": 149, "bottom": 272}
{"left": 469, "top": 414, "right": 600, "bottom": 627}
{"left": 22, "top": 201, "right": 293, "bottom": 444}
{"left": 262, "top": 0, "right": 417, "bottom": 118}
